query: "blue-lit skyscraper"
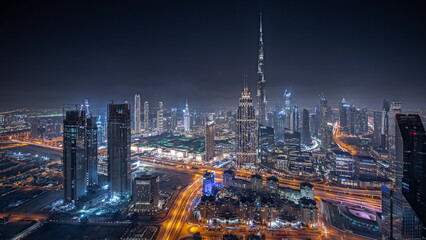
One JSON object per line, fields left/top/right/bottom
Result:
{"left": 96, "top": 115, "right": 106, "bottom": 144}
{"left": 63, "top": 110, "right": 87, "bottom": 203}
{"left": 339, "top": 98, "right": 349, "bottom": 133}
{"left": 203, "top": 172, "right": 214, "bottom": 196}
{"left": 108, "top": 103, "right": 131, "bottom": 196}
{"left": 86, "top": 116, "right": 98, "bottom": 185}
{"left": 258, "top": 124, "right": 274, "bottom": 163}
{"left": 290, "top": 105, "right": 299, "bottom": 132}
{"left": 284, "top": 89, "right": 291, "bottom": 129}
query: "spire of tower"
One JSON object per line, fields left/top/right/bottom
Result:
{"left": 256, "top": 13, "right": 267, "bottom": 125}
{"left": 184, "top": 99, "right": 190, "bottom": 115}
{"left": 259, "top": 12, "right": 263, "bottom": 40}
{"left": 257, "top": 13, "right": 264, "bottom": 76}
{"left": 80, "top": 99, "right": 90, "bottom": 116}
{"left": 243, "top": 75, "right": 249, "bottom": 94}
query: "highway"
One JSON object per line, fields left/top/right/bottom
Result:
{"left": 10, "top": 138, "right": 62, "bottom": 151}
{"left": 156, "top": 177, "right": 202, "bottom": 240}
{"left": 0, "top": 142, "right": 28, "bottom": 150}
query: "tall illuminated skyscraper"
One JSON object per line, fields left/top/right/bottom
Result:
{"left": 205, "top": 121, "right": 215, "bottom": 161}
{"left": 311, "top": 107, "right": 319, "bottom": 136}
{"left": 236, "top": 83, "right": 258, "bottom": 167}
{"left": 339, "top": 98, "right": 349, "bottom": 133}
{"left": 319, "top": 94, "right": 331, "bottom": 148}
{"left": 373, "top": 111, "right": 382, "bottom": 147}
{"left": 389, "top": 102, "right": 402, "bottom": 140}
{"left": 381, "top": 114, "right": 424, "bottom": 239}
{"left": 170, "top": 108, "right": 177, "bottom": 131}
{"left": 258, "top": 124, "right": 274, "bottom": 162}
{"left": 76, "top": 99, "right": 98, "bottom": 186}
{"left": 107, "top": 103, "right": 131, "bottom": 196}
{"left": 301, "top": 109, "right": 311, "bottom": 146}
{"left": 359, "top": 107, "right": 368, "bottom": 134}
{"left": 256, "top": 13, "right": 267, "bottom": 125}
{"left": 134, "top": 94, "right": 141, "bottom": 133}
{"left": 157, "top": 101, "right": 164, "bottom": 133}
{"left": 275, "top": 103, "right": 284, "bottom": 139}
{"left": 96, "top": 115, "right": 106, "bottom": 144}
{"left": 63, "top": 110, "right": 87, "bottom": 203}
{"left": 381, "top": 99, "right": 390, "bottom": 149}
{"left": 389, "top": 101, "right": 402, "bottom": 182}
{"left": 395, "top": 114, "right": 426, "bottom": 238}
{"left": 284, "top": 89, "right": 291, "bottom": 129}
{"left": 184, "top": 100, "right": 191, "bottom": 132}
{"left": 86, "top": 115, "right": 98, "bottom": 185}
{"left": 290, "top": 105, "right": 299, "bottom": 132}
{"left": 144, "top": 101, "right": 149, "bottom": 131}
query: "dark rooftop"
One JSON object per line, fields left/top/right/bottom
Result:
{"left": 251, "top": 174, "right": 262, "bottom": 180}
{"left": 300, "top": 182, "right": 314, "bottom": 188}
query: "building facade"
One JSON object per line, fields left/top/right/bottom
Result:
{"left": 256, "top": 13, "right": 267, "bottom": 125}
{"left": 133, "top": 175, "right": 159, "bottom": 210}
{"left": 157, "top": 102, "right": 164, "bottom": 133}
{"left": 205, "top": 121, "right": 215, "bottom": 161}
{"left": 107, "top": 103, "right": 131, "bottom": 196}
{"left": 134, "top": 94, "right": 141, "bottom": 133}
{"left": 184, "top": 100, "right": 191, "bottom": 132}
{"left": 144, "top": 101, "right": 150, "bottom": 131}
{"left": 203, "top": 172, "right": 215, "bottom": 196}
{"left": 63, "top": 110, "right": 87, "bottom": 203}
{"left": 301, "top": 108, "right": 311, "bottom": 146}
{"left": 236, "top": 84, "right": 258, "bottom": 167}
{"left": 86, "top": 116, "right": 98, "bottom": 185}
{"left": 258, "top": 124, "right": 274, "bottom": 162}
{"left": 395, "top": 114, "right": 426, "bottom": 238}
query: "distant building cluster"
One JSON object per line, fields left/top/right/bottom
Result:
{"left": 329, "top": 150, "right": 391, "bottom": 188}
{"left": 30, "top": 118, "right": 62, "bottom": 140}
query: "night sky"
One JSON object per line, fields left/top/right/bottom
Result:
{"left": 1, "top": 1, "right": 425, "bottom": 111}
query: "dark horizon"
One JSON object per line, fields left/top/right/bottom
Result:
{"left": 1, "top": 0, "right": 426, "bottom": 111}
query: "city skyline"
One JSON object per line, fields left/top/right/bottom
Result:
{"left": 1, "top": 1, "right": 426, "bottom": 239}
{"left": 1, "top": 1, "right": 426, "bottom": 111}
